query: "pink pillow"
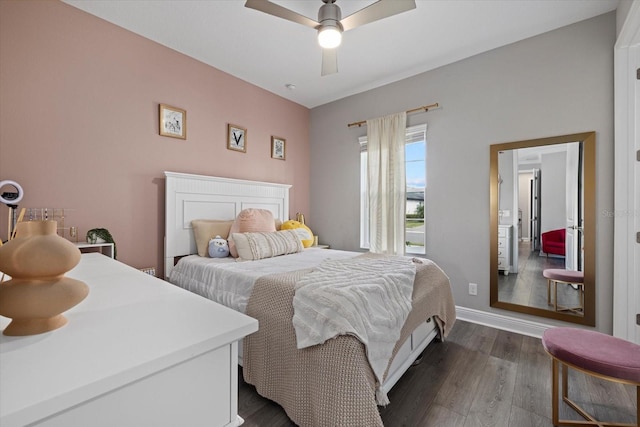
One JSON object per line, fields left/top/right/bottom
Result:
{"left": 228, "top": 209, "right": 277, "bottom": 257}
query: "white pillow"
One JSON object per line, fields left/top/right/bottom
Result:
{"left": 232, "top": 230, "right": 303, "bottom": 261}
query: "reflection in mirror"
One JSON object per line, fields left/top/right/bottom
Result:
{"left": 490, "top": 132, "right": 595, "bottom": 326}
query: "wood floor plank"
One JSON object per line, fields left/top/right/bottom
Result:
{"left": 490, "top": 329, "right": 523, "bottom": 363}
{"left": 419, "top": 403, "right": 467, "bottom": 427}
{"left": 508, "top": 405, "right": 551, "bottom": 427}
{"left": 463, "top": 356, "right": 518, "bottom": 427}
{"left": 242, "top": 403, "right": 297, "bottom": 427}
{"left": 512, "top": 335, "right": 551, "bottom": 419}
{"left": 434, "top": 349, "right": 488, "bottom": 416}
{"left": 448, "top": 321, "right": 499, "bottom": 355}
{"left": 379, "top": 339, "right": 462, "bottom": 425}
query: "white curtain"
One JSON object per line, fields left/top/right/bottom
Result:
{"left": 367, "top": 111, "right": 407, "bottom": 255}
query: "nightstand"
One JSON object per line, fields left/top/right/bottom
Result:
{"left": 311, "top": 244, "right": 330, "bottom": 249}
{"left": 75, "top": 242, "right": 114, "bottom": 258}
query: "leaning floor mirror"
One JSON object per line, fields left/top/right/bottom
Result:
{"left": 489, "top": 132, "right": 595, "bottom": 326}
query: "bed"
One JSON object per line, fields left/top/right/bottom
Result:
{"left": 164, "top": 171, "right": 456, "bottom": 426}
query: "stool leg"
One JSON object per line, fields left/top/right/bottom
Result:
{"left": 555, "top": 281, "right": 559, "bottom": 311}
{"left": 548, "top": 279, "right": 552, "bottom": 306}
{"left": 561, "top": 363, "right": 568, "bottom": 400}
{"left": 552, "top": 358, "right": 559, "bottom": 425}
{"left": 549, "top": 358, "right": 636, "bottom": 427}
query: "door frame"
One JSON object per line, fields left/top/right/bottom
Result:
{"left": 613, "top": 1, "right": 640, "bottom": 343}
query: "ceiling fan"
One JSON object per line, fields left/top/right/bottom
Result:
{"left": 244, "top": 0, "right": 417, "bottom": 76}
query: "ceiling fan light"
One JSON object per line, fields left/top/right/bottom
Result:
{"left": 318, "top": 25, "right": 342, "bottom": 49}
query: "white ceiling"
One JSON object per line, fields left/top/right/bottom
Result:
{"left": 62, "top": 0, "right": 619, "bottom": 109}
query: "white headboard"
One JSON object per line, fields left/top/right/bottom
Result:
{"left": 164, "top": 171, "right": 291, "bottom": 277}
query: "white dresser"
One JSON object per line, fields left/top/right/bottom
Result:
{"left": 498, "top": 225, "right": 513, "bottom": 275}
{"left": 0, "top": 253, "right": 258, "bottom": 427}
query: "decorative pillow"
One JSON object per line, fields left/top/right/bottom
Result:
{"left": 232, "top": 230, "right": 303, "bottom": 261}
{"left": 191, "top": 219, "right": 233, "bottom": 257}
{"left": 208, "top": 235, "right": 230, "bottom": 258}
{"left": 280, "top": 220, "right": 314, "bottom": 248}
{"left": 228, "top": 209, "right": 277, "bottom": 257}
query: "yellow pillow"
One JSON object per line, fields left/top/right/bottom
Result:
{"left": 280, "top": 220, "right": 314, "bottom": 248}
{"left": 191, "top": 219, "right": 233, "bottom": 257}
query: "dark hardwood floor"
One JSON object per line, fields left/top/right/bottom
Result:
{"left": 498, "top": 241, "right": 583, "bottom": 314}
{"left": 238, "top": 320, "right": 637, "bottom": 426}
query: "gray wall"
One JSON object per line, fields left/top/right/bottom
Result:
{"left": 309, "top": 13, "right": 615, "bottom": 332}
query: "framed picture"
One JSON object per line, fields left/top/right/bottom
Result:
{"left": 159, "top": 104, "right": 186, "bottom": 139}
{"left": 271, "top": 136, "right": 286, "bottom": 160}
{"left": 227, "top": 124, "right": 247, "bottom": 152}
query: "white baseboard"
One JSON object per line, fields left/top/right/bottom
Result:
{"left": 455, "top": 306, "right": 550, "bottom": 338}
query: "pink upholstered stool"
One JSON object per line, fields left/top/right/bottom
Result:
{"left": 542, "top": 327, "right": 640, "bottom": 426}
{"left": 543, "top": 269, "right": 584, "bottom": 314}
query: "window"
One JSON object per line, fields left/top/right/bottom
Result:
{"left": 360, "top": 124, "right": 427, "bottom": 254}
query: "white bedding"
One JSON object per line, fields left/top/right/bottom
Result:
{"left": 168, "top": 248, "right": 359, "bottom": 313}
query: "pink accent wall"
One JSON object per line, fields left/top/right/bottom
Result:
{"left": 0, "top": 1, "right": 310, "bottom": 276}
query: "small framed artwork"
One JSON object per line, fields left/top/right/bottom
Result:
{"left": 271, "top": 136, "right": 286, "bottom": 160}
{"left": 227, "top": 124, "right": 247, "bottom": 152}
{"left": 159, "top": 104, "right": 186, "bottom": 139}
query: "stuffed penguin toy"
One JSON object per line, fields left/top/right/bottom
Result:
{"left": 208, "top": 235, "right": 230, "bottom": 258}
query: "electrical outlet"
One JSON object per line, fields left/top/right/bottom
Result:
{"left": 469, "top": 282, "right": 478, "bottom": 296}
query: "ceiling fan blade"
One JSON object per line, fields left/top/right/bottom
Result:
{"left": 245, "top": 0, "right": 319, "bottom": 29}
{"left": 321, "top": 48, "right": 338, "bottom": 76}
{"left": 340, "top": 0, "right": 416, "bottom": 32}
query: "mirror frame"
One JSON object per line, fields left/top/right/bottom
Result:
{"left": 490, "top": 132, "right": 595, "bottom": 326}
